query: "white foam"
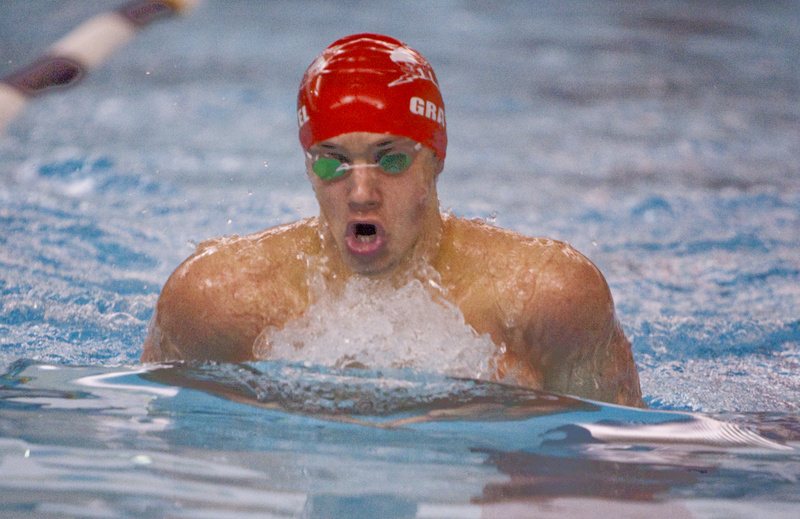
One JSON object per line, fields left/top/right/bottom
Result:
{"left": 254, "top": 276, "right": 501, "bottom": 382}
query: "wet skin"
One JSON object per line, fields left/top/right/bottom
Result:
{"left": 305, "top": 133, "right": 444, "bottom": 277}
{"left": 142, "top": 132, "right": 644, "bottom": 407}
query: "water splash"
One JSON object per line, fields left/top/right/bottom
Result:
{"left": 254, "top": 276, "right": 501, "bottom": 382}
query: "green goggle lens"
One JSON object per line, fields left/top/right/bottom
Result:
{"left": 378, "top": 152, "right": 413, "bottom": 173}
{"left": 312, "top": 157, "right": 345, "bottom": 180}
{"left": 311, "top": 152, "right": 414, "bottom": 180}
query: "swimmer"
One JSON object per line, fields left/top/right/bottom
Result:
{"left": 141, "top": 33, "right": 644, "bottom": 407}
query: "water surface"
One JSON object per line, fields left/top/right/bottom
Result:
{"left": 1, "top": 0, "right": 799, "bottom": 516}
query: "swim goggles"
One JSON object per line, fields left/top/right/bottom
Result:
{"left": 306, "top": 139, "right": 423, "bottom": 180}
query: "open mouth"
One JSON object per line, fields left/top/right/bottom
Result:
{"left": 346, "top": 222, "right": 385, "bottom": 257}
{"left": 353, "top": 223, "right": 377, "bottom": 241}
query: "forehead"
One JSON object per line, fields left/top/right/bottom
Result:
{"left": 311, "top": 132, "right": 410, "bottom": 152}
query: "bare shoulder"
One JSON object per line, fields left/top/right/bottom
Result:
{"left": 440, "top": 214, "right": 602, "bottom": 285}
{"left": 440, "top": 215, "right": 642, "bottom": 406}
{"left": 141, "top": 218, "right": 320, "bottom": 363}
{"left": 169, "top": 218, "right": 320, "bottom": 284}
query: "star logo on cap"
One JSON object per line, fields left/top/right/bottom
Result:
{"left": 387, "top": 47, "right": 438, "bottom": 87}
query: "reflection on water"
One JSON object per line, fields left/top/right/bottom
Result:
{"left": 143, "top": 361, "right": 594, "bottom": 417}
{"left": 476, "top": 449, "right": 704, "bottom": 502}
{"left": 1, "top": 361, "right": 798, "bottom": 518}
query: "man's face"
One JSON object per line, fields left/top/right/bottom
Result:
{"left": 306, "top": 132, "right": 442, "bottom": 276}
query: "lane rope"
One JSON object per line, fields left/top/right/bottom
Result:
{"left": 0, "top": 0, "right": 200, "bottom": 133}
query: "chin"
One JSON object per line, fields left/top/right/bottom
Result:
{"left": 344, "top": 253, "right": 400, "bottom": 277}
{"left": 347, "top": 260, "right": 389, "bottom": 277}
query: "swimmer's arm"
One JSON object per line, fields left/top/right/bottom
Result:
{"left": 140, "top": 252, "right": 260, "bottom": 364}
{"left": 141, "top": 309, "right": 176, "bottom": 362}
{"left": 526, "top": 249, "right": 644, "bottom": 407}
{"left": 140, "top": 295, "right": 257, "bottom": 364}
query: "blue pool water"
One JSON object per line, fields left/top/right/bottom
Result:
{"left": 1, "top": 0, "right": 799, "bottom": 516}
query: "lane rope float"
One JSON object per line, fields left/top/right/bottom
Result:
{"left": 0, "top": 0, "right": 200, "bottom": 133}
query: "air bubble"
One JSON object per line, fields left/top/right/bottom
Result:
{"left": 254, "top": 277, "right": 501, "bottom": 381}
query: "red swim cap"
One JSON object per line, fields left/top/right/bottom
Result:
{"left": 297, "top": 33, "right": 447, "bottom": 158}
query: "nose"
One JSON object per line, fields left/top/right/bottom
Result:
{"left": 347, "top": 164, "right": 382, "bottom": 212}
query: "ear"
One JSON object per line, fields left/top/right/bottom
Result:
{"left": 433, "top": 156, "right": 445, "bottom": 176}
